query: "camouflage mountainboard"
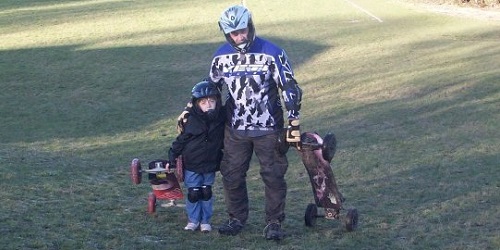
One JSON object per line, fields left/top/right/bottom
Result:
{"left": 292, "top": 132, "right": 359, "bottom": 231}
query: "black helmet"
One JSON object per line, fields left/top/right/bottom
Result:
{"left": 191, "top": 80, "right": 221, "bottom": 120}
{"left": 191, "top": 80, "right": 220, "bottom": 100}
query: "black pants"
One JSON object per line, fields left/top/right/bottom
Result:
{"left": 220, "top": 127, "right": 288, "bottom": 225}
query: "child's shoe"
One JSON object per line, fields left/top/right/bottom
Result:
{"left": 200, "top": 224, "right": 212, "bottom": 233}
{"left": 184, "top": 222, "right": 200, "bottom": 231}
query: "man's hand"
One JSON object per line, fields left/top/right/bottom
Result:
{"left": 286, "top": 119, "right": 301, "bottom": 143}
{"left": 176, "top": 102, "right": 193, "bottom": 134}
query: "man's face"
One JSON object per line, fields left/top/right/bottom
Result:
{"left": 229, "top": 27, "right": 249, "bottom": 45}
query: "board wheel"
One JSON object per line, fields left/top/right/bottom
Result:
{"left": 304, "top": 203, "right": 318, "bottom": 227}
{"left": 130, "top": 158, "right": 142, "bottom": 184}
{"left": 147, "top": 192, "right": 156, "bottom": 214}
{"left": 321, "top": 133, "right": 337, "bottom": 163}
{"left": 344, "top": 208, "right": 359, "bottom": 232}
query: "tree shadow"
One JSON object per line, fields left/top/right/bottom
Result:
{"left": 0, "top": 37, "right": 329, "bottom": 143}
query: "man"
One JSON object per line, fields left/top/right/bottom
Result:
{"left": 210, "top": 5, "right": 302, "bottom": 240}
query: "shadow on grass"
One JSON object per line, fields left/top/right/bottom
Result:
{"left": 0, "top": 37, "right": 329, "bottom": 143}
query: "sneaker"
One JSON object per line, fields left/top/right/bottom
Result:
{"left": 264, "top": 221, "right": 286, "bottom": 241}
{"left": 200, "top": 224, "right": 212, "bottom": 233}
{"left": 218, "top": 218, "right": 244, "bottom": 236}
{"left": 184, "top": 222, "right": 200, "bottom": 231}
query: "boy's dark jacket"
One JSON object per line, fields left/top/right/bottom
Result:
{"left": 169, "top": 105, "right": 225, "bottom": 174}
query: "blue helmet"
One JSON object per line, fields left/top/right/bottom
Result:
{"left": 218, "top": 5, "right": 256, "bottom": 53}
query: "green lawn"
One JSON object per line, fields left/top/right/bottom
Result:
{"left": 1, "top": 0, "right": 499, "bottom": 249}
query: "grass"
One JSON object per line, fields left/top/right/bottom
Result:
{"left": 1, "top": 0, "right": 499, "bottom": 249}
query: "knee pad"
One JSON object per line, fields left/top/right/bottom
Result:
{"left": 187, "top": 187, "right": 202, "bottom": 203}
{"left": 201, "top": 185, "right": 212, "bottom": 201}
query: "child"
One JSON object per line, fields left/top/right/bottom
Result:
{"left": 168, "top": 80, "right": 225, "bottom": 232}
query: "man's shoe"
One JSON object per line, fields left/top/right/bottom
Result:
{"left": 218, "top": 218, "right": 243, "bottom": 236}
{"left": 264, "top": 221, "right": 285, "bottom": 241}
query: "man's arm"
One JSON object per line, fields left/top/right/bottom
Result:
{"left": 275, "top": 49, "right": 302, "bottom": 143}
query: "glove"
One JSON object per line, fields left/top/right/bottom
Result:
{"left": 176, "top": 102, "right": 193, "bottom": 134}
{"left": 286, "top": 119, "right": 301, "bottom": 143}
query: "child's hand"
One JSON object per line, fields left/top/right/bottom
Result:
{"left": 166, "top": 162, "right": 175, "bottom": 173}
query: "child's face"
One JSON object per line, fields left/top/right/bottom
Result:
{"left": 197, "top": 96, "right": 217, "bottom": 112}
